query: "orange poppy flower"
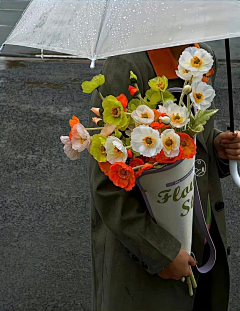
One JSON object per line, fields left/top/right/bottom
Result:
{"left": 129, "top": 158, "right": 145, "bottom": 167}
{"left": 202, "top": 76, "right": 209, "bottom": 83}
{"left": 108, "top": 162, "right": 136, "bottom": 191}
{"left": 128, "top": 85, "right": 139, "bottom": 96}
{"left": 153, "top": 109, "right": 166, "bottom": 122}
{"left": 178, "top": 133, "right": 197, "bottom": 159}
{"left": 135, "top": 163, "right": 154, "bottom": 178}
{"left": 150, "top": 122, "right": 161, "bottom": 130}
{"left": 127, "top": 149, "right": 133, "bottom": 158}
{"left": 116, "top": 94, "right": 128, "bottom": 109}
{"left": 139, "top": 156, "right": 156, "bottom": 164}
{"left": 156, "top": 147, "right": 184, "bottom": 164}
{"left": 69, "top": 115, "right": 80, "bottom": 128}
{"left": 129, "top": 158, "right": 145, "bottom": 177}
{"left": 98, "top": 161, "right": 111, "bottom": 176}
{"left": 206, "top": 67, "right": 214, "bottom": 77}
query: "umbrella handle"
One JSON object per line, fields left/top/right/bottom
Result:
{"left": 230, "top": 160, "right": 240, "bottom": 188}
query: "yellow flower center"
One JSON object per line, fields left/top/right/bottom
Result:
{"left": 164, "top": 137, "right": 174, "bottom": 150}
{"left": 111, "top": 107, "right": 121, "bottom": 118}
{"left": 183, "top": 69, "right": 189, "bottom": 74}
{"left": 118, "top": 169, "right": 130, "bottom": 179}
{"left": 100, "top": 145, "right": 106, "bottom": 155}
{"left": 191, "top": 56, "right": 202, "bottom": 68}
{"left": 79, "top": 136, "right": 86, "bottom": 144}
{"left": 114, "top": 146, "right": 124, "bottom": 156}
{"left": 142, "top": 136, "right": 155, "bottom": 147}
{"left": 156, "top": 81, "right": 165, "bottom": 90}
{"left": 141, "top": 112, "right": 151, "bottom": 119}
{"left": 172, "top": 113, "right": 183, "bottom": 123}
{"left": 193, "top": 92, "right": 204, "bottom": 103}
{"left": 181, "top": 141, "right": 187, "bottom": 147}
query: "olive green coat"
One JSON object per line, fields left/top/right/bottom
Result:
{"left": 88, "top": 43, "right": 230, "bottom": 311}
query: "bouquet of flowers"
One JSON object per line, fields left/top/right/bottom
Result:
{"left": 60, "top": 46, "right": 218, "bottom": 295}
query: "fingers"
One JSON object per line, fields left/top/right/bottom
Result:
{"left": 218, "top": 131, "right": 238, "bottom": 141}
{"left": 221, "top": 142, "right": 240, "bottom": 149}
{"left": 188, "top": 255, "right": 197, "bottom": 267}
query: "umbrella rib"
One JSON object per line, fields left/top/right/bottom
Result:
{"left": 92, "top": 0, "right": 110, "bottom": 61}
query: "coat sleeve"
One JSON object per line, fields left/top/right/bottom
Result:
{"left": 88, "top": 55, "right": 181, "bottom": 275}
{"left": 213, "top": 129, "right": 230, "bottom": 178}
{"left": 206, "top": 45, "right": 230, "bottom": 178}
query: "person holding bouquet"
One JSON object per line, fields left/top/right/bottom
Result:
{"left": 86, "top": 43, "right": 240, "bottom": 311}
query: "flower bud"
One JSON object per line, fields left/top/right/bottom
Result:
{"left": 128, "top": 85, "right": 140, "bottom": 96}
{"left": 160, "top": 115, "right": 171, "bottom": 125}
{"left": 92, "top": 117, "right": 104, "bottom": 126}
{"left": 182, "top": 85, "right": 192, "bottom": 95}
{"left": 130, "top": 71, "right": 138, "bottom": 83}
{"left": 91, "top": 107, "right": 103, "bottom": 116}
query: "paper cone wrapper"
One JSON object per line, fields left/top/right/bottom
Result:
{"left": 137, "top": 157, "right": 195, "bottom": 254}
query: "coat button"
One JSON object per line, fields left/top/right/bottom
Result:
{"left": 141, "top": 262, "right": 148, "bottom": 270}
{"left": 215, "top": 201, "right": 224, "bottom": 212}
{"left": 227, "top": 246, "right": 231, "bottom": 256}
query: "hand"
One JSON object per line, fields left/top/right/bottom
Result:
{"left": 213, "top": 131, "right": 240, "bottom": 160}
{"left": 158, "top": 248, "right": 197, "bottom": 281}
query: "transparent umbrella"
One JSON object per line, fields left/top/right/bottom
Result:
{"left": 1, "top": 0, "right": 240, "bottom": 187}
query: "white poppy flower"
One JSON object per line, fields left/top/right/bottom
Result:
{"left": 71, "top": 123, "right": 91, "bottom": 152}
{"left": 176, "top": 64, "right": 203, "bottom": 82}
{"left": 165, "top": 102, "right": 190, "bottom": 128}
{"left": 157, "top": 105, "right": 167, "bottom": 114}
{"left": 131, "top": 125, "right": 163, "bottom": 157}
{"left": 161, "top": 129, "right": 180, "bottom": 158}
{"left": 190, "top": 81, "right": 216, "bottom": 110}
{"left": 131, "top": 105, "right": 154, "bottom": 125}
{"left": 162, "top": 100, "right": 175, "bottom": 110}
{"left": 179, "top": 47, "right": 213, "bottom": 74}
{"left": 105, "top": 136, "right": 128, "bottom": 164}
{"left": 60, "top": 136, "right": 81, "bottom": 160}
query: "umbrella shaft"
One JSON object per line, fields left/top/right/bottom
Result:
{"left": 225, "top": 39, "right": 235, "bottom": 132}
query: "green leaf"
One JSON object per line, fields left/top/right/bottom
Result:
{"left": 162, "top": 91, "right": 176, "bottom": 103}
{"left": 144, "top": 89, "right": 161, "bottom": 108}
{"left": 132, "top": 149, "right": 141, "bottom": 157}
{"left": 114, "top": 129, "right": 122, "bottom": 139}
{"left": 127, "top": 99, "right": 141, "bottom": 112}
{"left": 125, "top": 137, "right": 131, "bottom": 146}
{"left": 188, "top": 109, "right": 218, "bottom": 135}
{"left": 81, "top": 74, "right": 105, "bottom": 93}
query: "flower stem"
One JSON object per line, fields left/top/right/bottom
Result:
{"left": 126, "top": 145, "right": 132, "bottom": 150}
{"left": 160, "top": 91, "right": 164, "bottom": 104}
{"left": 86, "top": 127, "right": 104, "bottom": 131}
{"left": 179, "top": 80, "right": 188, "bottom": 106}
{"left": 181, "top": 277, "right": 186, "bottom": 283}
{"left": 187, "top": 276, "right": 193, "bottom": 296}
{"left": 187, "top": 94, "right": 191, "bottom": 111}
{"left": 132, "top": 164, "right": 145, "bottom": 171}
{"left": 98, "top": 89, "right": 105, "bottom": 101}
{"left": 189, "top": 267, "right": 197, "bottom": 288}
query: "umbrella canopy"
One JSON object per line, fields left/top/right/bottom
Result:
{"left": 2, "top": 0, "right": 240, "bottom": 61}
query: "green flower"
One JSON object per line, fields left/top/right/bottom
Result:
{"left": 81, "top": 74, "right": 105, "bottom": 93}
{"left": 90, "top": 134, "right": 107, "bottom": 162}
{"left": 130, "top": 71, "right": 138, "bottom": 83}
{"left": 148, "top": 76, "right": 168, "bottom": 92}
{"left": 102, "top": 95, "right": 128, "bottom": 128}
